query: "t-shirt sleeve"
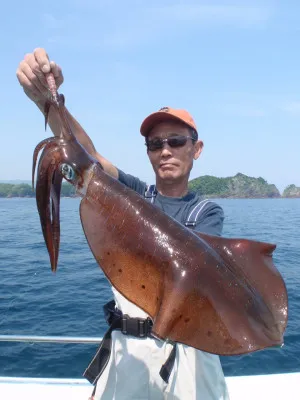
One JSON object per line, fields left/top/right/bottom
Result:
{"left": 117, "top": 169, "right": 147, "bottom": 196}
{"left": 193, "top": 202, "right": 224, "bottom": 236}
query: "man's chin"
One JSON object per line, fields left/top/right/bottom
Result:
{"left": 158, "top": 171, "right": 180, "bottom": 182}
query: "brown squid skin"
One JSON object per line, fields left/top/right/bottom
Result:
{"left": 32, "top": 74, "right": 288, "bottom": 355}
{"left": 79, "top": 170, "right": 287, "bottom": 355}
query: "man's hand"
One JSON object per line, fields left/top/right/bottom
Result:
{"left": 16, "top": 48, "right": 64, "bottom": 109}
{"left": 16, "top": 48, "right": 118, "bottom": 178}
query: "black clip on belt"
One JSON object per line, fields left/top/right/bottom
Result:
{"left": 83, "top": 300, "right": 176, "bottom": 388}
{"left": 121, "top": 314, "right": 153, "bottom": 337}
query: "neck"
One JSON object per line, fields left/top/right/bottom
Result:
{"left": 156, "top": 178, "right": 189, "bottom": 198}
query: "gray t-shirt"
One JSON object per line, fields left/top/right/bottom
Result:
{"left": 118, "top": 169, "right": 224, "bottom": 236}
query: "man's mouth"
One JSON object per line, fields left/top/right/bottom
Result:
{"left": 160, "top": 163, "right": 176, "bottom": 168}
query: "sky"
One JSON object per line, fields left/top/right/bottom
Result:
{"left": 1, "top": 0, "right": 300, "bottom": 192}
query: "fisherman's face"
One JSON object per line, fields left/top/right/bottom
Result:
{"left": 146, "top": 121, "right": 203, "bottom": 184}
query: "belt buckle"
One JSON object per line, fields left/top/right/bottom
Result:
{"left": 139, "top": 317, "right": 152, "bottom": 337}
{"left": 121, "top": 315, "right": 128, "bottom": 335}
{"left": 138, "top": 319, "right": 146, "bottom": 337}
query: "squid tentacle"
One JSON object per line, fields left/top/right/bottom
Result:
{"left": 32, "top": 137, "right": 57, "bottom": 189}
{"left": 33, "top": 73, "right": 95, "bottom": 271}
{"left": 35, "top": 144, "right": 62, "bottom": 270}
{"left": 50, "top": 169, "right": 64, "bottom": 268}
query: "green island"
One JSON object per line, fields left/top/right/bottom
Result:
{"left": 0, "top": 173, "right": 299, "bottom": 198}
{"left": 282, "top": 184, "right": 300, "bottom": 198}
{"left": 188, "top": 173, "right": 299, "bottom": 198}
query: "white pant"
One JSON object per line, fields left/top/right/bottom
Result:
{"left": 92, "top": 288, "right": 230, "bottom": 400}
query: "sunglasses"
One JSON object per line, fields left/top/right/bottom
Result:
{"left": 146, "top": 135, "right": 196, "bottom": 151}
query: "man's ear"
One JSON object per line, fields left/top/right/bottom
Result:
{"left": 194, "top": 140, "right": 204, "bottom": 160}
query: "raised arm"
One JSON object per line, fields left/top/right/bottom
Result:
{"left": 16, "top": 48, "right": 118, "bottom": 179}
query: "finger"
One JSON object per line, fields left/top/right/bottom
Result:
{"left": 50, "top": 61, "right": 64, "bottom": 87}
{"left": 16, "top": 71, "right": 41, "bottom": 101}
{"left": 23, "top": 87, "right": 42, "bottom": 104}
{"left": 24, "top": 53, "right": 48, "bottom": 88}
{"left": 34, "top": 48, "right": 51, "bottom": 73}
{"left": 18, "top": 61, "right": 49, "bottom": 98}
{"left": 50, "top": 61, "right": 60, "bottom": 77}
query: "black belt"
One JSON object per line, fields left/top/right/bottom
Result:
{"left": 83, "top": 300, "right": 176, "bottom": 388}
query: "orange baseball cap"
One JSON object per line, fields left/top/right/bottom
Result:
{"left": 140, "top": 106, "right": 198, "bottom": 137}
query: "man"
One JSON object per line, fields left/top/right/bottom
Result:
{"left": 17, "top": 48, "right": 229, "bottom": 400}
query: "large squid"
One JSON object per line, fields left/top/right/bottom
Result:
{"left": 32, "top": 73, "right": 288, "bottom": 356}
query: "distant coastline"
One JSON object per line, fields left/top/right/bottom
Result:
{"left": 0, "top": 182, "right": 75, "bottom": 198}
{"left": 1, "top": 174, "right": 300, "bottom": 198}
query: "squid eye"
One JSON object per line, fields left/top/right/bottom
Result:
{"left": 61, "top": 163, "right": 75, "bottom": 181}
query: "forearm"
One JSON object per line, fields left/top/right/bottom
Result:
{"left": 37, "top": 101, "right": 96, "bottom": 157}
{"left": 36, "top": 101, "right": 119, "bottom": 178}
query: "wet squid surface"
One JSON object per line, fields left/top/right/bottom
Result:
{"left": 32, "top": 74, "right": 288, "bottom": 356}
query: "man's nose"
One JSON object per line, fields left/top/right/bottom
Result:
{"left": 161, "top": 142, "right": 172, "bottom": 156}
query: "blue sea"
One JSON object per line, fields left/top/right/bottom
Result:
{"left": 0, "top": 198, "right": 299, "bottom": 378}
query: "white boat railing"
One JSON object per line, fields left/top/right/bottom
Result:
{"left": 0, "top": 334, "right": 102, "bottom": 344}
{"left": 1, "top": 335, "right": 300, "bottom": 400}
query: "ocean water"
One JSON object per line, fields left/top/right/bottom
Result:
{"left": 0, "top": 198, "right": 299, "bottom": 378}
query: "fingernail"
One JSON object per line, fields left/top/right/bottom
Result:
{"left": 42, "top": 64, "right": 50, "bottom": 73}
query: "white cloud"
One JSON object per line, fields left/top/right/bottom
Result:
{"left": 41, "top": 13, "right": 77, "bottom": 30}
{"left": 154, "top": 4, "right": 271, "bottom": 27}
{"left": 68, "top": 0, "right": 271, "bottom": 27}
{"left": 221, "top": 103, "right": 266, "bottom": 117}
{"left": 282, "top": 101, "right": 300, "bottom": 115}
{"left": 41, "top": 3, "right": 272, "bottom": 51}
